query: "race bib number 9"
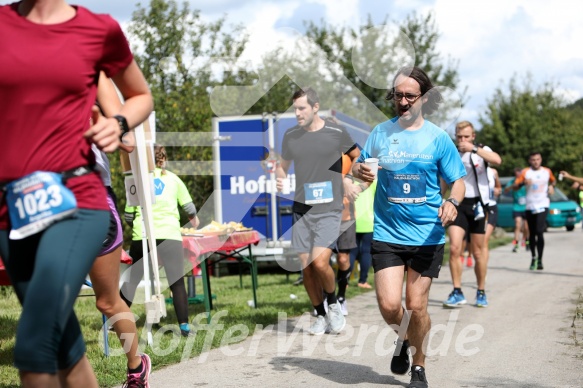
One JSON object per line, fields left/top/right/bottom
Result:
{"left": 387, "top": 173, "right": 427, "bottom": 204}
{"left": 304, "top": 181, "right": 333, "bottom": 205}
{"left": 6, "top": 171, "right": 77, "bottom": 240}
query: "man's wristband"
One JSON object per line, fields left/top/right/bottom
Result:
{"left": 445, "top": 197, "right": 459, "bottom": 207}
{"left": 344, "top": 174, "right": 354, "bottom": 181}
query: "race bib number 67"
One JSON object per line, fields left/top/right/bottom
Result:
{"left": 6, "top": 171, "right": 77, "bottom": 240}
{"left": 304, "top": 181, "right": 334, "bottom": 205}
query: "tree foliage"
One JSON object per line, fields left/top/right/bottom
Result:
{"left": 478, "top": 75, "right": 583, "bottom": 182}
{"left": 298, "top": 12, "right": 464, "bottom": 126}
{"left": 108, "top": 1, "right": 464, "bottom": 232}
{"left": 233, "top": 12, "right": 463, "bottom": 127}
{"left": 108, "top": 0, "right": 250, "bottom": 233}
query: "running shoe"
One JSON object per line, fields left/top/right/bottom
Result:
{"left": 327, "top": 303, "right": 346, "bottom": 334}
{"left": 123, "top": 353, "right": 151, "bottom": 388}
{"left": 391, "top": 339, "right": 410, "bottom": 375}
{"left": 466, "top": 256, "right": 473, "bottom": 267}
{"left": 537, "top": 261, "right": 544, "bottom": 270}
{"left": 443, "top": 289, "right": 466, "bottom": 307}
{"left": 512, "top": 244, "right": 518, "bottom": 253}
{"left": 338, "top": 297, "right": 348, "bottom": 316}
{"left": 308, "top": 315, "right": 328, "bottom": 335}
{"left": 476, "top": 291, "right": 489, "bottom": 308}
{"left": 181, "top": 329, "right": 194, "bottom": 337}
{"left": 408, "top": 365, "right": 428, "bottom": 388}
{"left": 529, "top": 257, "right": 537, "bottom": 271}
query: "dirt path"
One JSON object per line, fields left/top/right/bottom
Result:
{"left": 138, "top": 228, "right": 583, "bottom": 387}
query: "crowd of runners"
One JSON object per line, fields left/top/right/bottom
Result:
{"left": 1, "top": 2, "right": 577, "bottom": 388}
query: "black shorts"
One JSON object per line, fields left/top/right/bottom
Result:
{"left": 451, "top": 197, "right": 486, "bottom": 235}
{"left": 512, "top": 210, "right": 526, "bottom": 219}
{"left": 336, "top": 220, "right": 357, "bottom": 252}
{"left": 487, "top": 204, "right": 498, "bottom": 227}
{"left": 525, "top": 209, "right": 548, "bottom": 234}
{"left": 371, "top": 240, "right": 444, "bottom": 278}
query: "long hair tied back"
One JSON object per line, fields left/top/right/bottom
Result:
{"left": 154, "top": 144, "right": 167, "bottom": 174}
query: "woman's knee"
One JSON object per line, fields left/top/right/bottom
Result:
{"left": 95, "top": 295, "right": 122, "bottom": 317}
{"left": 169, "top": 278, "right": 186, "bottom": 293}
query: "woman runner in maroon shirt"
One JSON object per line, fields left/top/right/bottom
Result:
{"left": 0, "top": 1, "right": 152, "bottom": 387}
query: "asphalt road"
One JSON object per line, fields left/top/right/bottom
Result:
{"left": 133, "top": 228, "right": 583, "bottom": 387}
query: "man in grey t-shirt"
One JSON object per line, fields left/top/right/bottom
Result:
{"left": 276, "top": 87, "right": 359, "bottom": 335}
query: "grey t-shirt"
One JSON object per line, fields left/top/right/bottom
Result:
{"left": 282, "top": 120, "right": 356, "bottom": 214}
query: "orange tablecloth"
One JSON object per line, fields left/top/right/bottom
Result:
{"left": 181, "top": 230, "right": 261, "bottom": 318}
{"left": 182, "top": 230, "right": 261, "bottom": 269}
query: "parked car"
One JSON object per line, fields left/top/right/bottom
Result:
{"left": 496, "top": 177, "right": 582, "bottom": 231}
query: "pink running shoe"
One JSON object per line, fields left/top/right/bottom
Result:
{"left": 123, "top": 353, "right": 151, "bottom": 388}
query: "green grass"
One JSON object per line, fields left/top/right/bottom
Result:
{"left": 0, "top": 235, "right": 512, "bottom": 387}
{"left": 0, "top": 269, "right": 374, "bottom": 387}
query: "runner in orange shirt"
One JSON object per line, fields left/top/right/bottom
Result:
{"left": 513, "top": 152, "right": 556, "bottom": 270}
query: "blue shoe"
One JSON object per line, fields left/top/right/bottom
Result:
{"left": 476, "top": 291, "right": 488, "bottom": 308}
{"left": 443, "top": 289, "right": 466, "bottom": 307}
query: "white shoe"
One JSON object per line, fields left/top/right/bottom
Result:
{"left": 308, "top": 315, "right": 328, "bottom": 335}
{"left": 326, "top": 303, "right": 346, "bottom": 334}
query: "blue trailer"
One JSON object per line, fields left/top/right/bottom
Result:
{"left": 212, "top": 110, "right": 372, "bottom": 259}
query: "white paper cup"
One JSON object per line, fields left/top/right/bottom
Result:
{"left": 281, "top": 178, "right": 291, "bottom": 195}
{"left": 364, "top": 158, "right": 379, "bottom": 177}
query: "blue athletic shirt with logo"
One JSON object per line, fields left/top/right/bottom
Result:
{"left": 358, "top": 118, "right": 466, "bottom": 246}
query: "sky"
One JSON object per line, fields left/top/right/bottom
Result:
{"left": 6, "top": 0, "right": 583, "bottom": 128}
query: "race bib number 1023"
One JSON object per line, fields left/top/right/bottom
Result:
{"left": 6, "top": 171, "right": 77, "bottom": 240}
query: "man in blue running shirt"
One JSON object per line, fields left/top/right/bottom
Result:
{"left": 353, "top": 66, "right": 466, "bottom": 388}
